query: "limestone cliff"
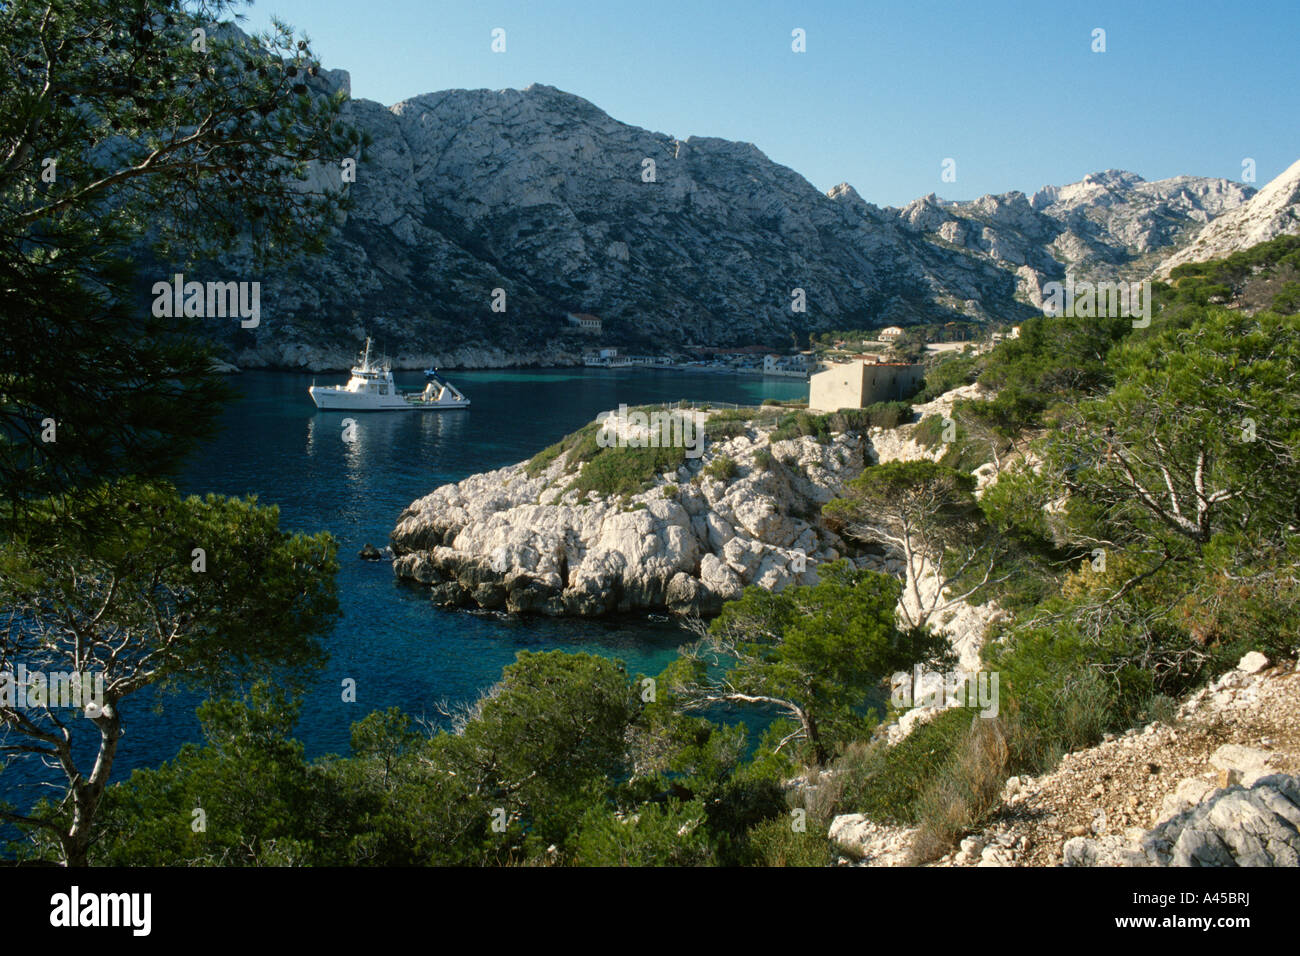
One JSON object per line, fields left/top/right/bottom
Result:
{"left": 203, "top": 56, "right": 1275, "bottom": 367}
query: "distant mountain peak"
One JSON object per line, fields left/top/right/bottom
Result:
{"left": 1158, "top": 158, "right": 1300, "bottom": 274}
{"left": 1083, "top": 168, "right": 1145, "bottom": 186}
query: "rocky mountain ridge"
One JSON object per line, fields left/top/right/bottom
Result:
{"left": 889, "top": 169, "right": 1255, "bottom": 309}
{"left": 220, "top": 65, "right": 1298, "bottom": 369}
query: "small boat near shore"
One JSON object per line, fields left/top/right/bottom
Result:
{"left": 309, "top": 338, "right": 470, "bottom": 411}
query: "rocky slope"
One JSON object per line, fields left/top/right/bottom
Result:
{"left": 240, "top": 80, "right": 1021, "bottom": 368}
{"left": 210, "top": 47, "right": 1277, "bottom": 368}
{"left": 1157, "top": 158, "right": 1300, "bottom": 275}
{"left": 829, "top": 652, "right": 1300, "bottom": 867}
{"left": 888, "top": 170, "right": 1253, "bottom": 308}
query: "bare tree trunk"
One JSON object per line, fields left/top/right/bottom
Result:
{"left": 61, "top": 710, "right": 121, "bottom": 867}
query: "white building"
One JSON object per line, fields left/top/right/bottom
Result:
{"left": 763, "top": 353, "right": 812, "bottom": 378}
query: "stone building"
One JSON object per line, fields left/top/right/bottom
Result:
{"left": 808, "top": 359, "right": 924, "bottom": 412}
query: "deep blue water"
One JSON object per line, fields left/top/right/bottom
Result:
{"left": 115, "top": 368, "right": 808, "bottom": 777}
{"left": 2, "top": 368, "right": 808, "bottom": 820}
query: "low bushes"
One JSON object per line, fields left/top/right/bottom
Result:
{"left": 828, "top": 401, "right": 913, "bottom": 432}
{"left": 914, "top": 353, "right": 980, "bottom": 403}
{"left": 524, "top": 421, "right": 602, "bottom": 478}
{"left": 703, "top": 455, "right": 739, "bottom": 482}
{"left": 705, "top": 419, "right": 749, "bottom": 440}
{"left": 832, "top": 708, "right": 971, "bottom": 825}
{"left": 769, "top": 402, "right": 912, "bottom": 444}
{"left": 567, "top": 442, "right": 686, "bottom": 499}
{"left": 910, "top": 414, "right": 992, "bottom": 473}
{"left": 741, "top": 817, "right": 835, "bottom": 867}
{"left": 769, "top": 411, "right": 831, "bottom": 444}
{"left": 909, "top": 717, "right": 1010, "bottom": 863}
{"left": 829, "top": 708, "right": 1014, "bottom": 862}
{"left": 528, "top": 412, "right": 701, "bottom": 499}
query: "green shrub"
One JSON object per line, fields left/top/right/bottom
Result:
{"left": 753, "top": 449, "right": 776, "bottom": 472}
{"left": 912, "top": 414, "right": 947, "bottom": 449}
{"left": 910, "top": 717, "right": 1010, "bottom": 862}
{"left": 547, "top": 409, "right": 717, "bottom": 499}
{"left": 767, "top": 404, "right": 909, "bottom": 445}
{"left": 571, "top": 800, "right": 717, "bottom": 866}
{"left": 1143, "top": 693, "right": 1179, "bottom": 726}
{"left": 980, "top": 600, "right": 1202, "bottom": 775}
{"left": 662, "top": 484, "right": 678, "bottom": 498}
{"left": 827, "top": 401, "right": 912, "bottom": 433}
{"left": 704, "top": 776, "right": 790, "bottom": 865}
{"left": 909, "top": 414, "right": 991, "bottom": 473}
{"left": 567, "top": 441, "right": 687, "bottom": 499}
{"left": 703, "top": 455, "right": 739, "bottom": 482}
{"left": 524, "top": 442, "right": 563, "bottom": 478}
{"left": 769, "top": 411, "right": 831, "bottom": 444}
{"left": 525, "top": 420, "right": 603, "bottom": 478}
{"left": 833, "top": 707, "right": 971, "bottom": 824}
{"left": 706, "top": 407, "right": 762, "bottom": 422}
{"left": 915, "top": 354, "right": 980, "bottom": 403}
{"left": 706, "top": 420, "right": 749, "bottom": 440}
{"left": 1272, "top": 281, "right": 1300, "bottom": 315}
{"left": 741, "top": 817, "right": 833, "bottom": 867}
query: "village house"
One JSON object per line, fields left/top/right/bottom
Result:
{"left": 762, "top": 352, "right": 814, "bottom": 377}
{"left": 877, "top": 325, "right": 905, "bottom": 342}
{"left": 566, "top": 312, "right": 602, "bottom": 333}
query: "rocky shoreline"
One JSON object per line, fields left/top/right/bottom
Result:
{"left": 390, "top": 425, "right": 872, "bottom": 617}
{"left": 228, "top": 342, "right": 588, "bottom": 373}
{"left": 389, "top": 386, "right": 995, "bottom": 636}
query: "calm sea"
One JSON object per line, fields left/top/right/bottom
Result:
{"left": 157, "top": 369, "right": 806, "bottom": 764}
{"left": 2, "top": 368, "right": 807, "bottom": 816}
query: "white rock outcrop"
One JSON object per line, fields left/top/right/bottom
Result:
{"left": 1157, "top": 158, "right": 1300, "bottom": 275}
{"left": 828, "top": 814, "right": 917, "bottom": 866}
{"left": 391, "top": 392, "right": 1004, "bottom": 650}
{"left": 391, "top": 418, "right": 868, "bottom": 616}
{"left": 1064, "top": 774, "right": 1300, "bottom": 867}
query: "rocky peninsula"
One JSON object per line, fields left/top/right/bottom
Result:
{"left": 391, "top": 385, "right": 998, "bottom": 650}
{"left": 392, "top": 417, "right": 868, "bottom": 617}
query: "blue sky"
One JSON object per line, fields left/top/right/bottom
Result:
{"left": 242, "top": 0, "right": 1300, "bottom": 207}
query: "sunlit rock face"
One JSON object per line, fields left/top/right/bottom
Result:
{"left": 212, "top": 65, "right": 1266, "bottom": 367}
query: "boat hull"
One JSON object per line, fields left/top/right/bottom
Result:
{"left": 309, "top": 387, "right": 469, "bottom": 411}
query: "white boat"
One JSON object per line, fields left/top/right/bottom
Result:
{"left": 309, "top": 339, "right": 470, "bottom": 411}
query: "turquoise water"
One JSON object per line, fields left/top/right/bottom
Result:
{"left": 1, "top": 368, "right": 808, "bottom": 813}
{"left": 141, "top": 368, "right": 807, "bottom": 769}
